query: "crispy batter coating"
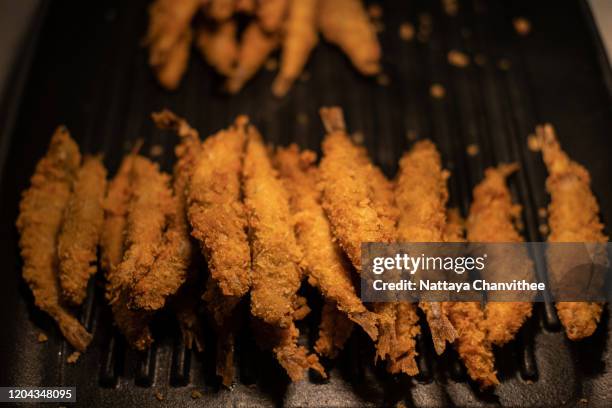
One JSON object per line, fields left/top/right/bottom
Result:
{"left": 385, "top": 302, "right": 420, "bottom": 376}
{"left": 101, "top": 154, "right": 154, "bottom": 351}
{"left": 315, "top": 300, "right": 354, "bottom": 358}
{"left": 155, "top": 29, "right": 193, "bottom": 91}
{"left": 235, "top": 0, "right": 256, "bottom": 14}
{"left": 272, "top": 0, "right": 318, "bottom": 97}
{"left": 395, "top": 140, "right": 457, "bottom": 355}
{"left": 318, "top": 107, "right": 401, "bottom": 372}
{"left": 206, "top": 0, "right": 235, "bottom": 21}
{"left": 16, "top": 127, "right": 92, "bottom": 352}
{"left": 117, "top": 157, "right": 174, "bottom": 304}
{"left": 196, "top": 20, "right": 238, "bottom": 76}
{"left": 187, "top": 117, "right": 250, "bottom": 299}
{"left": 318, "top": 0, "right": 381, "bottom": 75}
{"left": 537, "top": 124, "right": 607, "bottom": 340}
{"left": 226, "top": 22, "right": 280, "bottom": 93}
{"left": 58, "top": 156, "right": 107, "bottom": 306}
{"left": 467, "top": 164, "right": 533, "bottom": 346}
{"left": 145, "top": 0, "right": 200, "bottom": 89}
{"left": 318, "top": 107, "right": 395, "bottom": 270}
{"left": 173, "top": 270, "right": 206, "bottom": 353}
{"left": 446, "top": 302, "right": 499, "bottom": 389}
{"left": 275, "top": 145, "right": 379, "bottom": 340}
{"left": 443, "top": 208, "right": 465, "bottom": 243}
{"left": 257, "top": 0, "right": 288, "bottom": 32}
{"left": 244, "top": 127, "right": 325, "bottom": 380}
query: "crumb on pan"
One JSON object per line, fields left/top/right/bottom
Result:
{"left": 539, "top": 223, "right": 549, "bottom": 236}
{"left": 149, "top": 144, "right": 164, "bottom": 157}
{"left": 37, "top": 332, "right": 48, "bottom": 343}
{"left": 264, "top": 57, "right": 278, "bottom": 71}
{"left": 406, "top": 129, "right": 418, "bottom": 141}
{"left": 154, "top": 391, "right": 164, "bottom": 401}
{"left": 513, "top": 17, "right": 531, "bottom": 36}
{"left": 367, "top": 4, "right": 383, "bottom": 19}
{"left": 191, "top": 389, "right": 203, "bottom": 399}
{"left": 474, "top": 54, "right": 487, "bottom": 66}
{"left": 527, "top": 134, "right": 542, "bottom": 151}
{"left": 498, "top": 58, "right": 511, "bottom": 70}
{"left": 399, "top": 23, "right": 415, "bottom": 41}
{"left": 448, "top": 50, "right": 470, "bottom": 68}
{"left": 352, "top": 131, "right": 365, "bottom": 144}
{"left": 442, "top": 0, "right": 459, "bottom": 16}
{"left": 466, "top": 143, "right": 479, "bottom": 156}
{"left": 538, "top": 207, "right": 547, "bottom": 218}
{"left": 67, "top": 351, "right": 81, "bottom": 364}
{"left": 430, "top": 83, "right": 446, "bottom": 99}
{"left": 377, "top": 73, "right": 390, "bottom": 86}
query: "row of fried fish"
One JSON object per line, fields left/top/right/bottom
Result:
{"left": 17, "top": 108, "right": 606, "bottom": 389}
{"left": 145, "top": 0, "right": 381, "bottom": 96}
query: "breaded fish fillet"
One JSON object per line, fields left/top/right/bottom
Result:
{"left": 317, "top": 107, "right": 403, "bottom": 373}
{"left": 315, "top": 300, "right": 354, "bottom": 358}
{"left": 101, "top": 154, "right": 154, "bottom": 351}
{"left": 537, "top": 124, "right": 607, "bottom": 340}
{"left": 58, "top": 155, "right": 107, "bottom": 306}
{"left": 16, "top": 127, "right": 92, "bottom": 352}
{"left": 395, "top": 140, "right": 457, "bottom": 356}
{"left": 468, "top": 164, "right": 533, "bottom": 346}
{"left": 275, "top": 145, "right": 379, "bottom": 340}
{"left": 244, "top": 126, "right": 325, "bottom": 380}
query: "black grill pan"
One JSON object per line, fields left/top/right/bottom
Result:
{"left": 0, "top": 0, "right": 611, "bottom": 406}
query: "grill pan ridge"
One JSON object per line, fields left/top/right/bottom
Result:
{"left": 0, "top": 0, "right": 610, "bottom": 407}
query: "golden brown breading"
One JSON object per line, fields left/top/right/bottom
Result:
{"left": 318, "top": 107, "right": 395, "bottom": 271}
{"left": 116, "top": 157, "right": 174, "bottom": 304}
{"left": 395, "top": 140, "right": 457, "bottom": 355}
{"left": 384, "top": 302, "right": 420, "bottom": 376}
{"left": 101, "top": 154, "right": 154, "bottom": 351}
{"left": 16, "top": 127, "right": 92, "bottom": 352}
{"left": 244, "top": 126, "right": 325, "bottom": 380}
{"left": 467, "top": 164, "right": 533, "bottom": 346}
{"left": 195, "top": 20, "right": 238, "bottom": 76}
{"left": 272, "top": 0, "right": 318, "bottom": 97}
{"left": 317, "top": 107, "right": 401, "bottom": 373}
{"left": 235, "top": 0, "right": 256, "bottom": 14}
{"left": 315, "top": 300, "right": 354, "bottom": 359}
{"left": 274, "top": 145, "right": 379, "bottom": 340}
{"left": 187, "top": 117, "right": 250, "bottom": 299}
{"left": 173, "top": 270, "right": 206, "bottom": 353}
{"left": 257, "top": 0, "right": 288, "bottom": 33}
{"left": 146, "top": 0, "right": 200, "bottom": 64}
{"left": 58, "top": 155, "right": 107, "bottom": 306}
{"left": 537, "top": 124, "right": 607, "bottom": 340}
{"left": 154, "top": 29, "right": 193, "bottom": 91}
{"left": 206, "top": 0, "right": 235, "bottom": 21}
{"left": 318, "top": 0, "right": 381, "bottom": 75}
{"left": 226, "top": 22, "right": 280, "bottom": 93}
{"left": 446, "top": 302, "right": 499, "bottom": 389}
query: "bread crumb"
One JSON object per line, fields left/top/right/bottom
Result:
{"left": 154, "top": 391, "right": 164, "bottom": 401}
{"left": 442, "top": 0, "right": 458, "bottom": 16}
{"left": 538, "top": 207, "right": 547, "bottom": 218}
{"left": 377, "top": 73, "right": 390, "bottom": 86}
{"left": 513, "top": 17, "right": 531, "bottom": 36}
{"left": 297, "top": 112, "right": 309, "bottom": 126}
{"left": 474, "top": 54, "right": 487, "bottom": 66}
{"left": 191, "top": 389, "right": 203, "bottom": 399}
{"left": 430, "top": 83, "right": 446, "bottom": 99}
{"left": 579, "top": 398, "right": 588, "bottom": 404}
{"left": 539, "top": 224, "right": 549, "bottom": 236}
{"left": 396, "top": 401, "right": 408, "bottom": 408}
{"left": 367, "top": 3, "right": 383, "bottom": 19}
{"left": 466, "top": 144, "right": 479, "bottom": 156}
{"left": 448, "top": 50, "right": 470, "bottom": 68}
{"left": 406, "top": 129, "right": 418, "bottom": 141}
{"left": 264, "top": 57, "right": 278, "bottom": 71}
{"left": 399, "top": 23, "right": 415, "bottom": 41}
{"left": 299, "top": 71, "right": 311, "bottom": 82}
{"left": 67, "top": 352, "right": 81, "bottom": 364}
{"left": 149, "top": 144, "right": 163, "bottom": 157}
{"left": 352, "top": 131, "right": 364, "bottom": 144}
{"left": 527, "top": 134, "right": 541, "bottom": 151}
{"left": 37, "top": 332, "right": 48, "bottom": 343}
{"left": 498, "top": 58, "right": 511, "bottom": 70}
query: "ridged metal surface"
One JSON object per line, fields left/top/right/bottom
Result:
{"left": 0, "top": 0, "right": 610, "bottom": 406}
